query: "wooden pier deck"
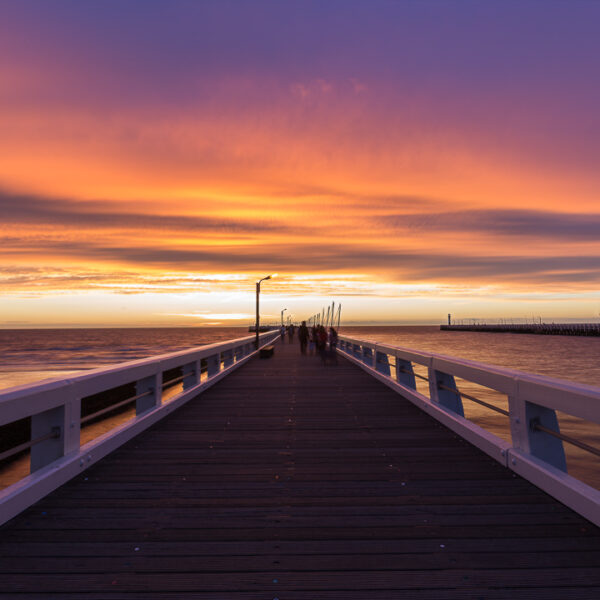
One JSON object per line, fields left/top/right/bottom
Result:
{"left": 1, "top": 340, "right": 599, "bottom": 598}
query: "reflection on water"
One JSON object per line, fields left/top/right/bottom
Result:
{"left": 1, "top": 326, "right": 599, "bottom": 491}
{"left": 0, "top": 327, "right": 247, "bottom": 390}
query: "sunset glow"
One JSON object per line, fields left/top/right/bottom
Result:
{"left": 1, "top": 1, "right": 599, "bottom": 327}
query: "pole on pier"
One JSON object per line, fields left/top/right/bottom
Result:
{"left": 255, "top": 274, "right": 276, "bottom": 349}
{"left": 326, "top": 306, "right": 331, "bottom": 327}
{"left": 255, "top": 282, "right": 259, "bottom": 349}
{"left": 337, "top": 303, "right": 341, "bottom": 328}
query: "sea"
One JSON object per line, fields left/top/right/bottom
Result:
{"left": 3, "top": 326, "right": 600, "bottom": 390}
{"left": 1, "top": 326, "right": 599, "bottom": 489}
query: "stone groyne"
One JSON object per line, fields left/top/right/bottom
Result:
{"left": 441, "top": 323, "right": 600, "bottom": 336}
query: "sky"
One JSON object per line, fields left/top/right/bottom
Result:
{"left": 1, "top": 0, "right": 599, "bottom": 327}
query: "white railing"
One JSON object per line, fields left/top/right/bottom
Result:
{"left": 0, "top": 330, "right": 279, "bottom": 525}
{"left": 338, "top": 335, "right": 600, "bottom": 526}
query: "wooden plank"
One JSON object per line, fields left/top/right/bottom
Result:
{"left": 5, "top": 589, "right": 600, "bottom": 600}
{"left": 1, "top": 339, "right": 599, "bottom": 597}
{"left": 2, "top": 567, "right": 600, "bottom": 592}
{"left": 3, "top": 549, "right": 600, "bottom": 573}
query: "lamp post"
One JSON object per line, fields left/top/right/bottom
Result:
{"left": 281, "top": 308, "right": 287, "bottom": 326}
{"left": 255, "top": 274, "right": 276, "bottom": 349}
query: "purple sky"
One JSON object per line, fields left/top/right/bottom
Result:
{"left": 1, "top": 1, "right": 599, "bottom": 325}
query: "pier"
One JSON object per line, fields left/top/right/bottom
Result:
{"left": 1, "top": 333, "right": 600, "bottom": 597}
{"left": 442, "top": 323, "right": 600, "bottom": 336}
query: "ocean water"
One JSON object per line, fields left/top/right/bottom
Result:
{"left": 2, "top": 326, "right": 599, "bottom": 390}
{"left": 1, "top": 326, "right": 598, "bottom": 489}
{"left": 339, "top": 326, "right": 600, "bottom": 387}
{"left": 0, "top": 327, "right": 249, "bottom": 390}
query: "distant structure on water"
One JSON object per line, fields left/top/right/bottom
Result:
{"left": 442, "top": 322, "right": 600, "bottom": 337}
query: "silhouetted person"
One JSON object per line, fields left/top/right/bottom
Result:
{"left": 287, "top": 323, "right": 295, "bottom": 343}
{"left": 298, "top": 321, "right": 309, "bottom": 354}
{"left": 317, "top": 325, "right": 328, "bottom": 364}
{"left": 328, "top": 326, "right": 338, "bottom": 364}
{"left": 280, "top": 325, "right": 286, "bottom": 343}
{"left": 309, "top": 325, "right": 317, "bottom": 355}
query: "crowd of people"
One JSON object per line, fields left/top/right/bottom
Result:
{"left": 280, "top": 321, "right": 338, "bottom": 364}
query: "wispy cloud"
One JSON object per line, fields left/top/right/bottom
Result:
{"left": 1, "top": 3, "right": 600, "bottom": 323}
{"left": 162, "top": 312, "right": 254, "bottom": 320}
{"left": 374, "top": 209, "right": 600, "bottom": 240}
{"left": 0, "top": 189, "right": 292, "bottom": 235}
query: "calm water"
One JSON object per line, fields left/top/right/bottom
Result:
{"left": 0, "top": 327, "right": 248, "bottom": 390}
{"left": 2, "top": 326, "right": 599, "bottom": 390}
{"left": 1, "top": 326, "right": 598, "bottom": 489}
{"left": 340, "top": 326, "right": 600, "bottom": 387}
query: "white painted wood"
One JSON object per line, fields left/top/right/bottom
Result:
{"left": 508, "top": 449, "right": 600, "bottom": 527}
{"left": 0, "top": 331, "right": 279, "bottom": 526}
{"left": 338, "top": 334, "right": 600, "bottom": 524}
{"left": 339, "top": 342, "right": 510, "bottom": 466}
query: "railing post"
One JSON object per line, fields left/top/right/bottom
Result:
{"left": 428, "top": 367, "right": 464, "bottom": 417}
{"left": 375, "top": 350, "right": 390, "bottom": 376}
{"left": 508, "top": 387, "right": 526, "bottom": 450}
{"left": 207, "top": 353, "right": 220, "bottom": 377}
{"left": 508, "top": 383, "right": 567, "bottom": 471}
{"left": 30, "top": 405, "right": 65, "bottom": 473}
{"left": 362, "top": 345, "right": 374, "bottom": 367}
{"left": 395, "top": 358, "right": 416, "bottom": 390}
{"left": 183, "top": 361, "right": 198, "bottom": 390}
{"left": 524, "top": 401, "right": 567, "bottom": 471}
{"left": 29, "top": 382, "right": 81, "bottom": 472}
{"left": 64, "top": 394, "right": 81, "bottom": 456}
{"left": 222, "top": 348, "right": 234, "bottom": 368}
{"left": 234, "top": 343, "right": 244, "bottom": 362}
{"left": 136, "top": 373, "right": 161, "bottom": 415}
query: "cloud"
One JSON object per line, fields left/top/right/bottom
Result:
{"left": 163, "top": 313, "right": 254, "bottom": 320}
{"left": 0, "top": 189, "right": 292, "bottom": 235}
{"left": 375, "top": 209, "right": 600, "bottom": 240}
{"left": 2, "top": 184, "right": 599, "bottom": 294}
{"left": 3, "top": 233, "right": 599, "bottom": 288}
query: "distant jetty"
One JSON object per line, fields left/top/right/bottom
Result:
{"left": 441, "top": 323, "right": 600, "bottom": 336}
{"left": 248, "top": 325, "right": 278, "bottom": 332}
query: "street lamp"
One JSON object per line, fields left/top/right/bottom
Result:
{"left": 281, "top": 308, "right": 287, "bottom": 326}
{"left": 255, "top": 273, "right": 277, "bottom": 349}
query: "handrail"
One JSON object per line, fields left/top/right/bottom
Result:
{"left": 162, "top": 373, "right": 190, "bottom": 388}
{"left": 80, "top": 389, "right": 154, "bottom": 425}
{"left": 437, "top": 382, "right": 510, "bottom": 416}
{"left": 0, "top": 329, "right": 279, "bottom": 526}
{"left": 0, "top": 427, "right": 61, "bottom": 463}
{"left": 337, "top": 334, "right": 600, "bottom": 527}
{"left": 531, "top": 419, "right": 600, "bottom": 458}
{"left": 398, "top": 366, "right": 429, "bottom": 382}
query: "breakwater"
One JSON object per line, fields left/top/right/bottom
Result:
{"left": 441, "top": 323, "right": 600, "bottom": 336}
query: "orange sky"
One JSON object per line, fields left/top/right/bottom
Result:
{"left": 1, "top": 2, "right": 599, "bottom": 327}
